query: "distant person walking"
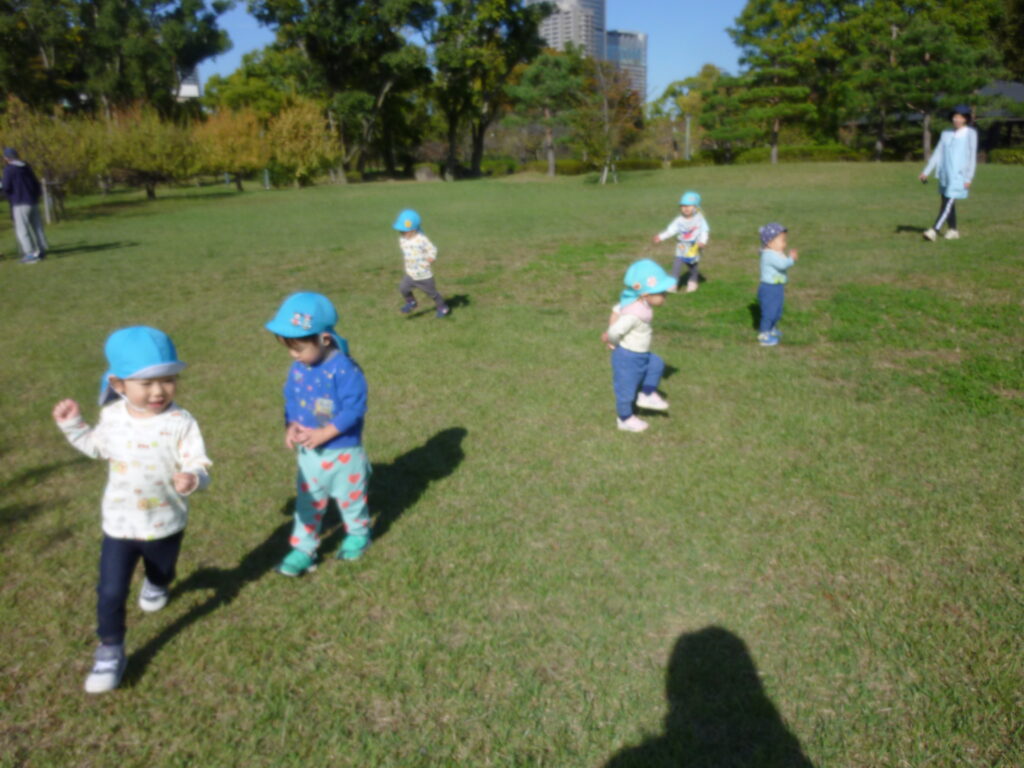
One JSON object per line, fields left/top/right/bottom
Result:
{"left": 2, "top": 147, "right": 48, "bottom": 263}
{"left": 919, "top": 105, "right": 977, "bottom": 242}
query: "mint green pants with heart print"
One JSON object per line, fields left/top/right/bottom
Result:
{"left": 290, "top": 445, "right": 371, "bottom": 556}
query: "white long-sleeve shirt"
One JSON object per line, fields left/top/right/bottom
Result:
{"left": 607, "top": 303, "right": 654, "bottom": 353}
{"left": 399, "top": 232, "right": 438, "bottom": 280}
{"left": 57, "top": 400, "right": 211, "bottom": 540}
{"left": 656, "top": 212, "right": 710, "bottom": 257}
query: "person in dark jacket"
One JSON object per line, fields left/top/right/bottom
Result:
{"left": 2, "top": 147, "right": 48, "bottom": 263}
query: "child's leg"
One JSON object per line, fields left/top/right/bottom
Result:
{"left": 415, "top": 277, "right": 449, "bottom": 311}
{"left": 612, "top": 347, "right": 646, "bottom": 420}
{"left": 758, "top": 283, "right": 785, "bottom": 333}
{"left": 671, "top": 256, "right": 686, "bottom": 283}
{"left": 398, "top": 275, "right": 417, "bottom": 305}
{"left": 96, "top": 535, "right": 143, "bottom": 645}
{"left": 324, "top": 448, "right": 372, "bottom": 557}
{"left": 139, "top": 531, "right": 185, "bottom": 590}
{"left": 687, "top": 261, "right": 701, "bottom": 284}
{"left": 640, "top": 353, "right": 665, "bottom": 395}
{"left": 291, "top": 449, "right": 334, "bottom": 556}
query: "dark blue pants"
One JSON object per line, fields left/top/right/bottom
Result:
{"left": 757, "top": 282, "right": 785, "bottom": 333}
{"left": 96, "top": 531, "right": 183, "bottom": 645}
{"left": 612, "top": 347, "right": 664, "bottom": 420}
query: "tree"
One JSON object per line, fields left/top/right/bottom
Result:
{"left": 107, "top": 105, "right": 198, "bottom": 198}
{"left": 700, "top": 73, "right": 757, "bottom": 161}
{"left": 429, "top": 0, "right": 549, "bottom": 178}
{"left": 650, "top": 64, "right": 721, "bottom": 160}
{"left": 506, "top": 48, "right": 584, "bottom": 176}
{"left": 250, "top": 0, "right": 434, "bottom": 174}
{"left": 194, "top": 108, "right": 270, "bottom": 190}
{"left": 204, "top": 46, "right": 315, "bottom": 120}
{"left": 728, "top": 0, "right": 818, "bottom": 163}
{"left": 569, "top": 58, "right": 642, "bottom": 184}
{"left": 266, "top": 97, "right": 341, "bottom": 186}
{"left": 0, "top": 0, "right": 83, "bottom": 110}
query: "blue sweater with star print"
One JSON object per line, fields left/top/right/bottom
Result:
{"left": 282, "top": 349, "right": 367, "bottom": 449}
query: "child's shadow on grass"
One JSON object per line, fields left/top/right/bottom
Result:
{"left": 0, "top": 456, "right": 87, "bottom": 530}
{"left": 604, "top": 626, "right": 816, "bottom": 768}
{"left": 124, "top": 427, "right": 467, "bottom": 685}
{"left": 895, "top": 224, "right": 927, "bottom": 234}
{"left": 747, "top": 301, "right": 761, "bottom": 331}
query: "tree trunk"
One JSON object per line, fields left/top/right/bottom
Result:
{"left": 470, "top": 121, "right": 486, "bottom": 177}
{"left": 234, "top": 173, "right": 244, "bottom": 192}
{"left": 922, "top": 113, "right": 932, "bottom": 161}
{"left": 874, "top": 113, "right": 886, "bottom": 161}
{"left": 41, "top": 178, "right": 54, "bottom": 225}
{"left": 770, "top": 117, "right": 780, "bottom": 165}
{"left": 145, "top": 181, "right": 156, "bottom": 200}
{"left": 445, "top": 115, "right": 459, "bottom": 181}
{"left": 544, "top": 107, "right": 555, "bottom": 176}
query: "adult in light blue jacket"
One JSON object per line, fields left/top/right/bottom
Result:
{"left": 919, "top": 105, "right": 977, "bottom": 241}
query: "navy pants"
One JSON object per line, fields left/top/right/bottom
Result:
{"left": 757, "top": 282, "right": 785, "bottom": 333}
{"left": 96, "top": 531, "right": 183, "bottom": 645}
{"left": 934, "top": 193, "right": 958, "bottom": 231}
{"left": 612, "top": 347, "right": 664, "bottom": 420}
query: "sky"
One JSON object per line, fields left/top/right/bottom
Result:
{"left": 198, "top": 0, "right": 749, "bottom": 104}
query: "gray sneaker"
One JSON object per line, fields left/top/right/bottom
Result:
{"left": 84, "top": 644, "right": 126, "bottom": 693}
{"left": 138, "top": 578, "right": 169, "bottom": 612}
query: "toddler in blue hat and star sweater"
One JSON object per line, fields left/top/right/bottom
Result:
{"left": 52, "top": 326, "right": 212, "bottom": 694}
{"left": 266, "top": 292, "right": 371, "bottom": 577}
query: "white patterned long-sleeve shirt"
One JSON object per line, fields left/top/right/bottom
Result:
{"left": 57, "top": 400, "right": 211, "bottom": 540}
{"left": 399, "top": 232, "right": 438, "bottom": 280}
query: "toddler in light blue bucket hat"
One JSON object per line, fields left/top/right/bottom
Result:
{"left": 601, "top": 259, "right": 676, "bottom": 432}
{"left": 52, "top": 326, "right": 211, "bottom": 694}
{"left": 266, "top": 292, "right": 371, "bottom": 576}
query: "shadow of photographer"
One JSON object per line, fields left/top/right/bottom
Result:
{"left": 605, "top": 626, "right": 816, "bottom": 768}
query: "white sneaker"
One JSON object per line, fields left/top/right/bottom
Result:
{"left": 617, "top": 415, "right": 649, "bottom": 432}
{"left": 922, "top": 228, "right": 937, "bottom": 242}
{"left": 944, "top": 229, "right": 960, "bottom": 240}
{"left": 636, "top": 391, "right": 669, "bottom": 411}
{"left": 84, "top": 644, "right": 126, "bottom": 694}
{"left": 139, "top": 578, "right": 169, "bottom": 612}
{"left": 685, "top": 280, "right": 699, "bottom": 293}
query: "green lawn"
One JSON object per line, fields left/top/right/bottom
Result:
{"left": 1, "top": 163, "right": 1021, "bottom": 767}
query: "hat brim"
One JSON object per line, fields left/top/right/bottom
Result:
{"left": 98, "top": 362, "right": 186, "bottom": 405}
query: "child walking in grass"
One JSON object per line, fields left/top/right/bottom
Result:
{"left": 266, "top": 292, "right": 371, "bottom": 576}
{"left": 919, "top": 104, "right": 978, "bottom": 242}
{"left": 602, "top": 259, "right": 676, "bottom": 432}
{"left": 652, "top": 190, "right": 710, "bottom": 293}
{"left": 52, "top": 326, "right": 212, "bottom": 693}
{"left": 756, "top": 222, "right": 798, "bottom": 347}
{"left": 394, "top": 209, "right": 450, "bottom": 318}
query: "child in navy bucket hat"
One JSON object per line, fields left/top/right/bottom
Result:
{"left": 601, "top": 259, "right": 675, "bottom": 432}
{"left": 52, "top": 326, "right": 212, "bottom": 693}
{"left": 756, "top": 223, "right": 799, "bottom": 346}
{"left": 266, "top": 292, "right": 371, "bottom": 576}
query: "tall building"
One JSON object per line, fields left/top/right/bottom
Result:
{"left": 530, "top": 0, "right": 606, "bottom": 60}
{"left": 606, "top": 30, "right": 647, "bottom": 99}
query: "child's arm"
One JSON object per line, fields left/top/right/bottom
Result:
{"left": 297, "top": 365, "right": 368, "bottom": 449}
{"left": 422, "top": 235, "right": 438, "bottom": 263}
{"left": 605, "top": 314, "right": 638, "bottom": 348}
{"left": 52, "top": 399, "right": 106, "bottom": 459}
{"left": 174, "top": 417, "right": 212, "bottom": 495}
{"left": 652, "top": 221, "right": 678, "bottom": 244}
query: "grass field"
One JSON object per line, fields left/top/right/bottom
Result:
{"left": 0, "top": 163, "right": 1021, "bottom": 768}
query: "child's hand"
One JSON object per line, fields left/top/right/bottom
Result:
{"left": 297, "top": 425, "right": 340, "bottom": 450}
{"left": 284, "top": 422, "right": 308, "bottom": 450}
{"left": 52, "top": 399, "right": 81, "bottom": 423}
{"left": 919, "top": 173, "right": 928, "bottom": 183}
{"left": 601, "top": 332, "right": 614, "bottom": 350}
{"left": 789, "top": 249, "right": 799, "bottom": 260}
{"left": 173, "top": 472, "right": 198, "bottom": 495}
{"left": 651, "top": 235, "right": 660, "bottom": 244}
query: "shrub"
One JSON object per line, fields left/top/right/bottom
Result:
{"left": 479, "top": 156, "right": 518, "bottom": 176}
{"left": 523, "top": 159, "right": 588, "bottom": 175}
{"left": 989, "top": 148, "right": 1024, "bottom": 165}
{"left": 615, "top": 157, "right": 662, "bottom": 171}
{"left": 734, "top": 144, "right": 867, "bottom": 164}
{"left": 669, "top": 153, "right": 715, "bottom": 168}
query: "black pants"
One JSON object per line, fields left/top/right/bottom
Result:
{"left": 96, "top": 531, "right": 184, "bottom": 645}
{"left": 398, "top": 275, "right": 448, "bottom": 310}
{"left": 934, "top": 193, "right": 958, "bottom": 231}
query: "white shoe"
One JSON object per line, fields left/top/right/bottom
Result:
{"left": 685, "top": 280, "right": 699, "bottom": 293}
{"left": 944, "top": 229, "right": 960, "bottom": 240}
{"left": 84, "top": 644, "right": 126, "bottom": 694}
{"left": 617, "top": 415, "right": 649, "bottom": 432}
{"left": 138, "top": 578, "right": 169, "bottom": 612}
{"left": 922, "top": 228, "right": 937, "bottom": 242}
{"left": 636, "top": 391, "right": 669, "bottom": 411}
{"left": 667, "top": 284, "right": 679, "bottom": 294}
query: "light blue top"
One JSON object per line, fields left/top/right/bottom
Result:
{"left": 921, "top": 127, "right": 977, "bottom": 200}
{"left": 760, "top": 248, "right": 794, "bottom": 284}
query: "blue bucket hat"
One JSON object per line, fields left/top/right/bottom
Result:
{"left": 680, "top": 191, "right": 701, "bottom": 206}
{"left": 265, "top": 292, "right": 349, "bottom": 356}
{"left": 759, "top": 222, "right": 787, "bottom": 247}
{"left": 620, "top": 259, "right": 676, "bottom": 308}
{"left": 99, "top": 326, "right": 186, "bottom": 405}
{"left": 393, "top": 209, "right": 421, "bottom": 232}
